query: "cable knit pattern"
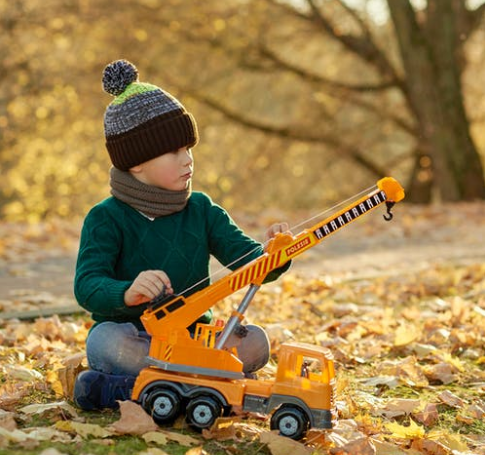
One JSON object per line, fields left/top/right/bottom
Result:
{"left": 74, "top": 193, "right": 289, "bottom": 331}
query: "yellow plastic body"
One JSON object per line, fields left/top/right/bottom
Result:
{"left": 132, "top": 342, "right": 336, "bottom": 422}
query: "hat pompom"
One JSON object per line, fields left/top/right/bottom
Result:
{"left": 102, "top": 60, "right": 139, "bottom": 96}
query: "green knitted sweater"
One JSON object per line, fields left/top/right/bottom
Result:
{"left": 74, "top": 192, "right": 288, "bottom": 331}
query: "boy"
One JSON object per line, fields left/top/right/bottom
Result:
{"left": 73, "top": 60, "right": 290, "bottom": 410}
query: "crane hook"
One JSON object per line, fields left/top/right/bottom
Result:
{"left": 383, "top": 201, "right": 395, "bottom": 221}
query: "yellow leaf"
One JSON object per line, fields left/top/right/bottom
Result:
{"left": 55, "top": 420, "right": 113, "bottom": 439}
{"left": 142, "top": 431, "right": 168, "bottom": 445}
{"left": 394, "top": 324, "right": 420, "bottom": 347}
{"left": 428, "top": 430, "right": 469, "bottom": 452}
{"left": 159, "top": 429, "right": 200, "bottom": 446}
{"left": 385, "top": 419, "right": 425, "bottom": 439}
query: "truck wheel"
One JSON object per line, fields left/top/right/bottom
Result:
{"left": 270, "top": 406, "right": 310, "bottom": 440}
{"left": 186, "top": 396, "right": 222, "bottom": 430}
{"left": 144, "top": 388, "right": 181, "bottom": 425}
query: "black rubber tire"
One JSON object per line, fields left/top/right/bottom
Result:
{"left": 270, "top": 406, "right": 310, "bottom": 440}
{"left": 143, "top": 388, "right": 181, "bottom": 425}
{"left": 185, "top": 396, "right": 222, "bottom": 430}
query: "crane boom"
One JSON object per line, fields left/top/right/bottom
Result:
{"left": 140, "top": 177, "right": 404, "bottom": 338}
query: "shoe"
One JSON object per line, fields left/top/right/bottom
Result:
{"left": 74, "top": 370, "right": 135, "bottom": 411}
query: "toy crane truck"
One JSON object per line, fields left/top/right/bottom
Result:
{"left": 132, "top": 177, "right": 405, "bottom": 440}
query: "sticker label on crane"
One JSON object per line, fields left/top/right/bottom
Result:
{"left": 313, "top": 190, "right": 386, "bottom": 240}
{"left": 285, "top": 237, "right": 311, "bottom": 257}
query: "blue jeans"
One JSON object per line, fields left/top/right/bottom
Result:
{"left": 86, "top": 321, "right": 270, "bottom": 376}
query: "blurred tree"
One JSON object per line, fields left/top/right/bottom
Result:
{"left": 1, "top": 0, "right": 485, "bottom": 221}
{"left": 164, "top": 0, "right": 485, "bottom": 203}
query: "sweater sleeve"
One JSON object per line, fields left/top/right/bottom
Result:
{"left": 204, "top": 197, "right": 290, "bottom": 282}
{"left": 74, "top": 204, "right": 135, "bottom": 318}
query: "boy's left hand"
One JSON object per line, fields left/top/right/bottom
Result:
{"left": 265, "top": 222, "right": 290, "bottom": 241}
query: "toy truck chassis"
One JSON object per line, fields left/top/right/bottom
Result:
{"left": 131, "top": 177, "right": 405, "bottom": 439}
{"left": 135, "top": 342, "right": 336, "bottom": 440}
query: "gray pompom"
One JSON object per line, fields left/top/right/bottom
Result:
{"left": 102, "top": 60, "right": 139, "bottom": 96}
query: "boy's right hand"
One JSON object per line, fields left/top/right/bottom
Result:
{"left": 124, "top": 270, "right": 174, "bottom": 307}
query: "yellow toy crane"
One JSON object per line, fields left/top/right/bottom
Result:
{"left": 132, "top": 177, "right": 405, "bottom": 439}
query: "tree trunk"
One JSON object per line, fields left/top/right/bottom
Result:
{"left": 388, "top": 0, "right": 485, "bottom": 202}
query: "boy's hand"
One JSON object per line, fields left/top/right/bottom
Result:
{"left": 264, "top": 222, "right": 290, "bottom": 241}
{"left": 124, "top": 270, "right": 174, "bottom": 307}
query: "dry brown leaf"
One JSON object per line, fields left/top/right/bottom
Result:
{"left": 0, "top": 410, "right": 17, "bottom": 432}
{"left": 378, "top": 356, "right": 429, "bottom": 388}
{"left": 142, "top": 431, "right": 168, "bottom": 445}
{"left": 422, "top": 363, "right": 456, "bottom": 384}
{"left": 158, "top": 429, "right": 200, "bottom": 446}
{"left": 376, "top": 399, "right": 421, "bottom": 419}
{"left": 259, "top": 431, "right": 312, "bottom": 455}
{"left": 329, "top": 437, "right": 376, "bottom": 455}
{"left": 410, "top": 438, "right": 449, "bottom": 455}
{"left": 372, "top": 439, "right": 412, "bottom": 455}
{"left": 19, "top": 401, "right": 78, "bottom": 419}
{"left": 413, "top": 403, "right": 439, "bottom": 427}
{"left": 437, "top": 390, "right": 466, "bottom": 409}
{"left": 110, "top": 400, "right": 158, "bottom": 435}
{"left": 0, "top": 384, "right": 32, "bottom": 411}
{"left": 55, "top": 420, "right": 113, "bottom": 439}
{"left": 202, "top": 417, "right": 239, "bottom": 441}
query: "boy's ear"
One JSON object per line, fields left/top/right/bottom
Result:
{"left": 129, "top": 164, "right": 142, "bottom": 173}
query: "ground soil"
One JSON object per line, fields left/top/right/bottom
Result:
{"left": 0, "top": 202, "right": 483, "bottom": 318}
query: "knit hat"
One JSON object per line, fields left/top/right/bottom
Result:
{"left": 102, "top": 59, "right": 199, "bottom": 171}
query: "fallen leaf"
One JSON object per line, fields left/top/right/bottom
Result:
{"left": 2, "top": 364, "right": 43, "bottom": 382}
{"left": 329, "top": 437, "right": 376, "bottom": 455}
{"left": 427, "top": 430, "right": 470, "bottom": 452}
{"left": 422, "top": 363, "right": 456, "bottom": 384}
{"left": 394, "top": 324, "right": 420, "bottom": 347}
{"left": 413, "top": 403, "right": 439, "bottom": 427}
{"left": 259, "top": 431, "right": 312, "bottom": 455}
{"left": 158, "top": 429, "right": 200, "bottom": 446}
{"left": 55, "top": 420, "right": 113, "bottom": 439}
{"left": 410, "top": 438, "right": 449, "bottom": 455}
{"left": 359, "top": 376, "right": 399, "bottom": 388}
{"left": 385, "top": 419, "right": 425, "bottom": 439}
{"left": 376, "top": 399, "right": 421, "bottom": 419}
{"left": 372, "top": 439, "right": 411, "bottom": 455}
{"left": 437, "top": 390, "right": 466, "bottom": 409}
{"left": 185, "top": 448, "right": 209, "bottom": 455}
{"left": 138, "top": 448, "right": 171, "bottom": 455}
{"left": 0, "top": 426, "right": 30, "bottom": 443}
{"left": 0, "top": 410, "right": 17, "bottom": 431}
{"left": 142, "top": 431, "right": 168, "bottom": 445}
{"left": 38, "top": 449, "right": 69, "bottom": 455}
{"left": 202, "top": 417, "right": 239, "bottom": 441}
{"left": 19, "top": 401, "right": 78, "bottom": 419}
{"left": 110, "top": 400, "right": 158, "bottom": 435}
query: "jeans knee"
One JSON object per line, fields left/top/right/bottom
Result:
{"left": 86, "top": 322, "right": 149, "bottom": 376}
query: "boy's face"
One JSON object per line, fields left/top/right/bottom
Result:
{"left": 130, "top": 147, "right": 193, "bottom": 191}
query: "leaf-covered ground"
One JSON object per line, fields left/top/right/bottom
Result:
{"left": 0, "top": 202, "right": 484, "bottom": 455}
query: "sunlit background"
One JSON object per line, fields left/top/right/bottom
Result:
{"left": 1, "top": 0, "right": 485, "bottom": 222}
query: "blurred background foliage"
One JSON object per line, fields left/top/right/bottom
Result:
{"left": 1, "top": 0, "right": 485, "bottom": 222}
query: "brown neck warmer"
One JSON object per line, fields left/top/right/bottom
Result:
{"left": 110, "top": 167, "right": 191, "bottom": 218}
